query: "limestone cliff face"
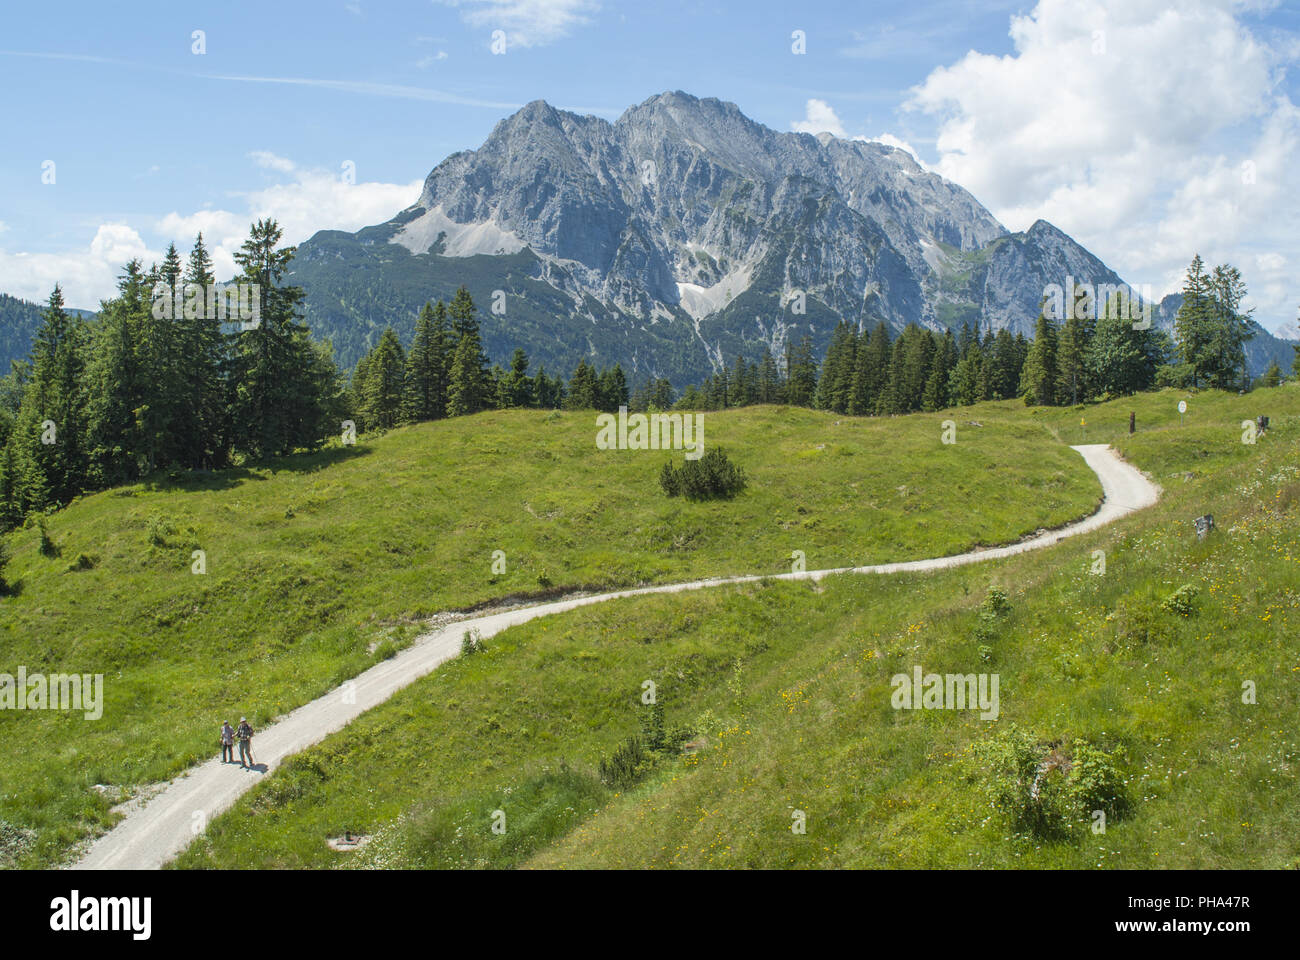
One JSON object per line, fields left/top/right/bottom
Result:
{"left": 292, "top": 91, "right": 1206, "bottom": 383}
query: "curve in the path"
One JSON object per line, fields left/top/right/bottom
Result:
{"left": 73, "top": 443, "right": 1158, "bottom": 870}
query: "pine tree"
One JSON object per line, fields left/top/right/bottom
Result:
{"left": 406, "top": 301, "right": 451, "bottom": 420}
{"left": 444, "top": 289, "right": 492, "bottom": 417}
{"left": 815, "top": 323, "right": 856, "bottom": 413}
{"left": 1174, "top": 255, "right": 1214, "bottom": 389}
{"left": 85, "top": 262, "right": 149, "bottom": 485}
{"left": 1019, "top": 309, "right": 1059, "bottom": 406}
{"left": 950, "top": 342, "right": 983, "bottom": 407}
{"left": 499, "top": 348, "right": 533, "bottom": 408}
{"left": 358, "top": 328, "right": 407, "bottom": 429}
{"left": 849, "top": 322, "right": 890, "bottom": 415}
{"left": 922, "top": 330, "right": 956, "bottom": 412}
{"left": 13, "top": 286, "right": 89, "bottom": 506}
{"left": 564, "top": 360, "right": 600, "bottom": 410}
{"left": 1056, "top": 286, "right": 1092, "bottom": 405}
{"left": 876, "top": 335, "right": 907, "bottom": 414}
{"left": 756, "top": 350, "right": 780, "bottom": 404}
{"left": 227, "top": 219, "right": 332, "bottom": 457}
{"left": 176, "top": 234, "right": 227, "bottom": 468}
{"left": 784, "top": 337, "right": 818, "bottom": 407}
{"left": 602, "top": 363, "right": 629, "bottom": 412}
{"left": 1205, "top": 264, "right": 1253, "bottom": 390}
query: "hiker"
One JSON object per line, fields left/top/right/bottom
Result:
{"left": 220, "top": 720, "right": 235, "bottom": 764}
{"left": 236, "top": 717, "right": 255, "bottom": 768}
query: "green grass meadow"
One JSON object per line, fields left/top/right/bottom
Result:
{"left": 166, "top": 385, "right": 1300, "bottom": 869}
{"left": 2, "top": 402, "right": 1098, "bottom": 867}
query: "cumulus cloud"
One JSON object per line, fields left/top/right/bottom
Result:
{"left": 0, "top": 224, "right": 157, "bottom": 308}
{"left": 0, "top": 158, "right": 421, "bottom": 309}
{"left": 791, "top": 100, "right": 926, "bottom": 165}
{"left": 249, "top": 150, "right": 296, "bottom": 173}
{"left": 904, "top": 0, "right": 1300, "bottom": 332}
{"left": 437, "top": 0, "right": 600, "bottom": 48}
{"left": 791, "top": 98, "right": 848, "bottom": 137}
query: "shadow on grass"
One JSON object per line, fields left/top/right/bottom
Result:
{"left": 138, "top": 444, "right": 373, "bottom": 496}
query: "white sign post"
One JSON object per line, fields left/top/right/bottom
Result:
{"left": 1178, "top": 400, "right": 1187, "bottom": 427}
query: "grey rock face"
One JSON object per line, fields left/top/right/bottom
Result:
{"left": 292, "top": 91, "right": 1195, "bottom": 383}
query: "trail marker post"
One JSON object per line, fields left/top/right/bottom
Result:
{"left": 1178, "top": 400, "right": 1187, "bottom": 427}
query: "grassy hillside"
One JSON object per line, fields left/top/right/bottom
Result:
{"left": 170, "top": 385, "right": 1300, "bottom": 869}
{"left": 0, "top": 403, "right": 1096, "bottom": 868}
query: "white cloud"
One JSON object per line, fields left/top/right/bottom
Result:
{"left": 438, "top": 0, "right": 600, "bottom": 48}
{"left": 791, "top": 98, "right": 848, "bottom": 137}
{"left": 157, "top": 162, "right": 422, "bottom": 283}
{"left": 0, "top": 158, "right": 421, "bottom": 309}
{"left": 0, "top": 224, "right": 157, "bottom": 308}
{"left": 904, "top": 0, "right": 1300, "bottom": 333}
{"left": 866, "top": 132, "right": 924, "bottom": 164}
{"left": 249, "top": 150, "right": 296, "bottom": 173}
{"left": 792, "top": 100, "right": 926, "bottom": 166}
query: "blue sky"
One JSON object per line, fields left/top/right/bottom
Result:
{"left": 2, "top": 0, "right": 1298, "bottom": 334}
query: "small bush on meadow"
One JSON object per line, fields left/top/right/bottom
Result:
{"left": 1161, "top": 583, "right": 1199, "bottom": 617}
{"left": 66, "top": 552, "right": 95, "bottom": 572}
{"left": 971, "top": 725, "right": 1130, "bottom": 842}
{"left": 461, "top": 629, "right": 486, "bottom": 656}
{"left": 659, "top": 448, "right": 746, "bottom": 500}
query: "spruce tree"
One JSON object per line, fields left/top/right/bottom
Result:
{"left": 227, "top": 219, "right": 332, "bottom": 457}
{"left": 1019, "top": 309, "right": 1059, "bottom": 406}
{"left": 360, "top": 328, "right": 407, "bottom": 429}
{"left": 444, "top": 289, "right": 492, "bottom": 417}
{"left": 13, "top": 286, "right": 89, "bottom": 506}
{"left": 406, "top": 301, "right": 450, "bottom": 420}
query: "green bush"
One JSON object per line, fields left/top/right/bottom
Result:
{"left": 146, "top": 511, "right": 175, "bottom": 546}
{"left": 658, "top": 447, "right": 747, "bottom": 500}
{"left": 460, "top": 629, "right": 486, "bottom": 656}
{"left": 1161, "top": 583, "right": 1199, "bottom": 617}
{"left": 66, "top": 552, "right": 95, "bottom": 572}
{"left": 972, "top": 726, "right": 1130, "bottom": 842}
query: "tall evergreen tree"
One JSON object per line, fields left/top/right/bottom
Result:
{"left": 1019, "top": 309, "right": 1059, "bottom": 406}
{"left": 445, "top": 289, "right": 492, "bottom": 417}
{"left": 227, "top": 219, "right": 334, "bottom": 457}
{"left": 406, "top": 301, "right": 451, "bottom": 420}
{"left": 756, "top": 349, "right": 780, "bottom": 404}
{"left": 12, "top": 286, "right": 89, "bottom": 506}
{"left": 358, "top": 328, "right": 407, "bottom": 429}
{"left": 815, "top": 323, "right": 856, "bottom": 413}
{"left": 784, "top": 336, "right": 818, "bottom": 407}
{"left": 177, "top": 233, "right": 227, "bottom": 467}
{"left": 564, "top": 360, "right": 601, "bottom": 410}
{"left": 849, "top": 322, "right": 889, "bottom": 415}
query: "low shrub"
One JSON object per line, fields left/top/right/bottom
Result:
{"left": 659, "top": 448, "right": 746, "bottom": 500}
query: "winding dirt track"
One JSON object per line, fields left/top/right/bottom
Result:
{"left": 72, "top": 443, "right": 1158, "bottom": 870}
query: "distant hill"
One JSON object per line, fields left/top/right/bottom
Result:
{"left": 0, "top": 293, "right": 96, "bottom": 373}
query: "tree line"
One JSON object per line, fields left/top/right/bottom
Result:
{"left": 0, "top": 220, "right": 341, "bottom": 530}
{"left": 348, "top": 290, "right": 633, "bottom": 432}
{"left": 0, "top": 243, "right": 1269, "bottom": 533}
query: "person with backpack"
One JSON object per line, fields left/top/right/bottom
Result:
{"left": 220, "top": 720, "right": 236, "bottom": 764}
{"left": 236, "top": 717, "right": 255, "bottom": 768}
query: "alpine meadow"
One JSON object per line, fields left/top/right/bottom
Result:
{"left": 2, "top": 0, "right": 1299, "bottom": 940}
